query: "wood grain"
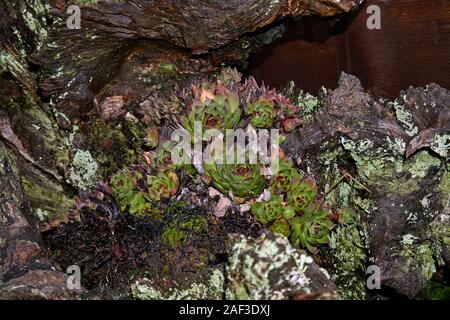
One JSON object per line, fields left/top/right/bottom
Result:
{"left": 246, "top": 0, "right": 450, "bottom": 99}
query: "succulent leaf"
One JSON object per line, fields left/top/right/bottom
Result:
{"left": 246, "top": 96, "right": 276, "bottom": 129}
{"left": 288, "top": 180, "right": 317, "bottom": 212}
{"left": 111, "top": 169, "right": 139, "bottom": 211}
{"left": 269, "top": 219, "right": 291, "bottom": 238}
{"left": 181, "top": 93, "right": 241, "bottom": 139}
{"left": 251, "top": 195, "right": 284, "bottom": 224}
{"left": 147, "top": 170, "right": 180, "bottom": 201}
{"left": 290, "top": 208, "right": 333, "bottom": 253}
{"left": 270, "top": 159, "right": 303, "bottom": 194}
{"left": 203, "top": 144, "right": 266, "bottom": 198}
{"left": 204, "top": 161, "right": 265, "bottom": 198}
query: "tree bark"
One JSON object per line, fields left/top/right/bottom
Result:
{"left": 0, "top": 0, "right": 361, "bottom": 298}
{"left": 0, "top": 142, "right": 78, "bottom": 299}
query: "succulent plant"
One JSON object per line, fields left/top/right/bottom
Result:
{"left": 202, "top": 144, "right": 266, "bottom": 199}
{"left": 151, "top": 141, "right": 176, "bottom": 170}
{"left": 181, "top": 92, "right": 241, "bottom": 138}
{"left": 111, "top": 169, "right": 140, "bottom": 211}
{"left": 290, "top": 208, "right": 333, "bottom": 253}
{"left": 251, "top": 195, "right": 284, "bottom": 224}
{"left": 146, "top": 170, "right": 180, "bottom": 201}
{"left": 269, "top": 219, "right": 291, "bottom": 238}
{"left": 203, "top": 159, "right": 266, "bottom": 199}
{"left": 249, "top": 157, "right": 334, "bottom": 253}
{"left": 216, "top": 67, "right": 242, "bottom": 86}
{"left": 111, "top": 169, "right": 154, "bottom": 216}
{"left": 151, "top": 140, "right": 196, "bottom": 175}
{"left": 270, "top": 159, "right": 302, "bottom": 194}
{"left": 143, "top": 127, "right": 159, "bottom": 149}
{"left": 128, "top": 192, "right": 153, "bottom": 217}
{"left": 246, "top": 96, "right": 276, "bottom": 129}
{"left": 287, "top": 179, "right": 317, "bottom": 212}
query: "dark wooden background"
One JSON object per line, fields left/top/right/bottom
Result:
{"left": 245, "top": 0, "right": 450, "bottom": 99}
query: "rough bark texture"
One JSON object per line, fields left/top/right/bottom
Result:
{"left": 0, "top": 0, "right": 361, "bottom": 226}
{"left": 37, "top": 0, "right": 361, "bottom": 116}
{"left": 283, "top": 73, "right": 450, "bottom": 298}
{"left": 1, "top": 0, "right": 361, "bottom": 299}
{"left": 0, "top": 142, "right": 79, "bottom": 299}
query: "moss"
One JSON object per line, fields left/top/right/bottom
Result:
{"left": 89, "top": 122, "right": 141, "bottom": 177}
{"left": 22, "top": 176, "right": 76, "bottom": 223}
{"left": 425, "top": 281, "right": 450, "bottom": 300}
{"left": 156, "top": 62, "right": 177, "bottom": 75}
{"left": 161, "top": 215, "right": 208, "bottom": 249}
{"left": 129, "top": 192, "right": 153, "bottom": 217}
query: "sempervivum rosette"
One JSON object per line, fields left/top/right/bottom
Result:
{"left": 246, "top": 96, "right": 276, "bottom": 129}
{"left": 290, "top": 208, "right": 334, "bottom": 253}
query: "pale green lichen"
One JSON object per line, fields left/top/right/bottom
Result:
{"left": 407, "top": 150, "right": 441, "bottom": 179}
{"left": 399, "top": 224, "right": 439, "bottom": 282}
{"left": 35, "top": 208, "right": 51, "bottom": 222}
{"left": 401, "top": 234, "right": 418, "bottom": 246}
{"left": 340, "top": 135, "right": 443, "bottom": 197}
{"left": 427, "top": 216, "right": 450, "bottom": 266}
{"left": 392, "top": 100, "right": 419, "bottom": 137}
{"left": 132, "top": 268, "right": 225, "bottom": 300}
{"left": 399, "top": 242, "right": 436, "bottom": 281}
{"left": 329, "top": 210, "right": 368, "bottom": 300}
{"left": 298, "top": 92, "right": 319, "bottom": 123}
{"left": 428, "top": 133, "right": 450, "bottom": 158}
{"left": 19, "top": 0, "right": 49, "bottom": 52}
{"left": 69, "top": 150, "right": 99, "bottom": 190}
{"left": 385, "top": 136, "right": 407, "bottom": 157}
{"left": 282, "top": 81, "right": 319, "bottom": 123}
{"left": 225, "top": 234, "right": 316, "bottom": 300}
{"left": 340, "top": 136, "right": 403, "bottom": 187}
{"left": 0, "top": 51, "right": 29, "bottom": 79}
{"left": 420, "top": 194, "right": 431, "bottom": 210}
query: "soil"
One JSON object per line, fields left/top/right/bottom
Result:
{"left": 42, "top": 191, "right": 262, "bottom": 298}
